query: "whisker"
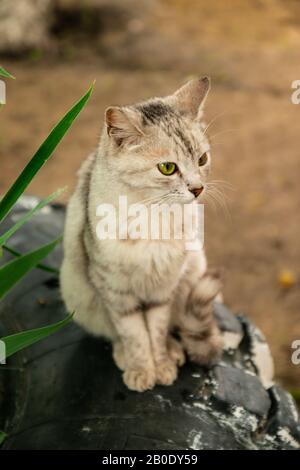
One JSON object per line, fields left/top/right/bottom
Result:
{"left": 209, "top": 128, "right": 240, "bottom": 141}
{"left": 209, "top": 179, "right": 235, "bottom": 190}
{"left": 206, "top": 185, "right": 233, "bottom": 202}
{"left": 212, "top": 189, "right": 232, "bottom": 211}
{"left": 209, "top": 141, "right": 227, "bottom": 148}
{"left": 135, "top": 193, "right": 168, "bottom": 206}
{"left": 203, "top": 192, "right": 218, "bottom": 213}
{"left": 205, "top": 187, "right": 232, "bottom": 222}
{"left": 203, "top": 111, "right": 233, "bottom": 136}
{"left": 149, "top": 193, "right": 173, "bottom": 209}
{"left": 205, "top": 190, "right": 222, "bottom": 213}
{"left": 206, "top": 181, "right": 235, "bottom": 198}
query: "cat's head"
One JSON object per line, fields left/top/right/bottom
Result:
{"left": 103, "top": 77, "right": 211, "bottom": 204}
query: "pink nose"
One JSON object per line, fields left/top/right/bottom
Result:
{"left": 189, "top": 186, "right": 204, "bottom": 198}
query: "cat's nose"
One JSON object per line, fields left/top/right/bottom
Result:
{"left": 189, "top": 186, "right": 204, "bottom": 198}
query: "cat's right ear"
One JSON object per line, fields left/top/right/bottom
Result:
{"left": 105, "top": 107, "right": 144, "bottom": 147}
{"left": 170, "top": 77, "right": 210, "bottom": 120}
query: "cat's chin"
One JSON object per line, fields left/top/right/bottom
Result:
{"left": 185, "top": 197, "right": 199, "bottom": 205}
{"left": 169, "top": 196, "right": 196, "bottom": 205}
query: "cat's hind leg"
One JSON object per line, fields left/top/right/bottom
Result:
{"left": 113, "top": 340, "right": 126, "bottom": 371}
{"left": 167, "top": 335, "right": 185, "bottom": 366}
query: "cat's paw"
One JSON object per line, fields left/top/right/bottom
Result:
{"left": 156, "top": 359, "right": 178, "bottom": 386}
{"left": 123, "top": 368, "right": 156, "bottom": 392}
{"left": 167, "top": 336, "right": 186, "bottom": 366}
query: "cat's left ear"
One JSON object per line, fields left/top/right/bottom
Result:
{"left": 170, "top": 76, "right": 210, "bottom": 120}
{"left": 105, "top": 106, "right": 144, "bottom": 147}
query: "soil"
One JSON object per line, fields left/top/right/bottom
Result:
{"left": 0, "top": 0, "right": 299, "bottom": 390}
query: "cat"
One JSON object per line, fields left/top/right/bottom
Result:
{"left": 60, "top": 77, "right": 223, "bottom": 392}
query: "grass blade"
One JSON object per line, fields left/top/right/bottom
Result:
{"left": 0, "top": 83, "right": 94, "bottom": 222}
{"left": 289, "top": 388, "right": 300, "bottom": 406}
{"left": 0, "top": 67, "right": 15, "bottom": 79}
{"left": 0, "top": 187, "right": 66, "bottom": 247}
{"left": 0, "top": 431, "right": 7, "bottom": 445}
{"left": 0, "top": 314, "right": 73, "bottom": 359}
{"left": 2, "top": 245, "right": 59, "bottom": 275}
{"left": 0, "top": 237, "right": 61, "bottom": 299}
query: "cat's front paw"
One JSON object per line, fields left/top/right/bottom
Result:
{"left": 123, "top": 368, "right": 156, "bottom": 392}
{"left": 156, "top": 359, "right": 178, "bottom": 386}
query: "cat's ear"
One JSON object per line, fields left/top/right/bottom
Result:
{"left": 105, "top": 106, "right": 144, "bottom": 147}
{"left": 171, "top": 76, "right": 210, "bottom": 120}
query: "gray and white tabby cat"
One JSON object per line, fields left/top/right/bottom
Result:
{"left": 60, "top": 77, "right": 223, "bottom": 392}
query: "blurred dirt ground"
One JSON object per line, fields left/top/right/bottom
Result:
{"left": 0, "top": 0, "right": 299, "bottom": 390}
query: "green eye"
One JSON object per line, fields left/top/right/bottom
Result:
{"left": 199, "top": 152, "right": 208, "bottom": 166}
{"left": 157, "top": 162, "right": 177, "bottom": 176}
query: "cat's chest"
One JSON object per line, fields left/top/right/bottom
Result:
{"left": 96, "top": 238, "right": 186, "bottom": 292}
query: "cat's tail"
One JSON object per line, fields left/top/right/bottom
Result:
{"left": 178, "top": 270, "right": 224, "bottom": 365}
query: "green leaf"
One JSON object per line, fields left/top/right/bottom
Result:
{"left": 0, "top": 237, "right": 61, "bottom": 299}
{"left": 0, "top": 431, "right": 7, "bottom": 445}
{"left": 0, "top": 66, "right": 15, "bottom": 79}
{"left": 289, "top": 388, "right": 300, "bottom": 401}
{"left": 0, "top": 187, "right": 66, "bottom": 247}
{"left": 0, "top": 314, "right": 73, "bottom": 359}
{"left": 0, "top": 83, "right": 94, "bottom": 222}
{"left": 2, "top": 244, "right": 59, "bottom": 275}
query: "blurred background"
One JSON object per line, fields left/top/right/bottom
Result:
{"left": 0, "top": 0, "right": 299, "bottom": 393}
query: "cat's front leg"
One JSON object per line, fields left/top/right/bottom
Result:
{"left": 110, "top": 309, "right": 156, "bottom": 392}
{"left": 145, "top": 303, "right": 179, "bottom": 386}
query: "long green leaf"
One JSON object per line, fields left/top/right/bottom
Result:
{"left": 0, "top": 237, "right": 61, "bottom": 299}
{"left": 289, "top": 388, "right": 300, "bottom": 402}
{"left": 2, "top": 244, "right": 59, "bottom": 275}
{"left": 0, "top": 314, "right": 73, "bottom": 358}
{"left": 0, "top": 66, "right": 15, "bottom": 79}
{"left": 0, "top": 187, "right": 66, "bottom": 247}
{"left": 0, "top": 83, "right": 94, "bottom": 222}
{"left": 0, "top": 431, "right": 7, "bottom": 445}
